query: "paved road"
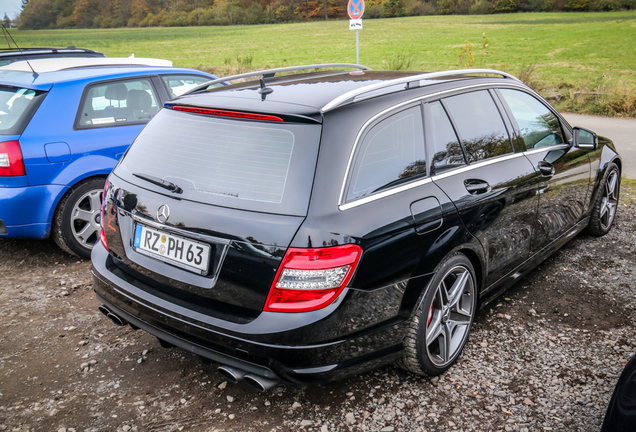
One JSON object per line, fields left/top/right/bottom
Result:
{"left": 563, "top": 113, "right": 636, "bottom": 179}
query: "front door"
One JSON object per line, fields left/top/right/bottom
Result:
{"left": 426, "top": 90, "right": 538, "bottom": 289}
{"left": 496, "top": 88, "right": 591, "bottom": 254}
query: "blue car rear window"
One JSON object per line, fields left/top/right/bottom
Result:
{"left": 0, "top": 86, "right": 46, "bottom": 135}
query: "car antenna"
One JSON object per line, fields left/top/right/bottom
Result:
{"left": 1, "top": 23, "right": 38, "bottom": 77}
{"left": 257, "top": 77, "right": 273, "bottom": 101}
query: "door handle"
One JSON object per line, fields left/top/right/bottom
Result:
{"left": 464, "top": 179, "right": 490, "bottom": 195}
{"left": 538, "top": 161, "right": 555, "bottom": 176}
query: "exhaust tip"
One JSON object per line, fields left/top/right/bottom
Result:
{"left": 108, "top": 313, "right": 127, "bottom": 326}
{"left": 244, "top": 374, "right": 278, "bottom": 392}
{"left": 218, "top": 366, "right": 247, "bottom": 383}
{"left": 98, "top": 304, "right": 127, "bottom": 327}
{"left": 98, "top": 304, "right": 111, "bottom": 317}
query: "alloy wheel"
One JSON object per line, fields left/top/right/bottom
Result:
{"left": 600, "top": 169, "right": 619, "bottom": 231}
{"left": 70, "top": 189, "right": 103, "bottom": 250}
{"left": 426, "top": 265, "right": 475, "bottom": 368}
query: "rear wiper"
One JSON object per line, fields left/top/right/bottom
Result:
{"left": 133, "top": 172, "right": 183, "bottom": 194}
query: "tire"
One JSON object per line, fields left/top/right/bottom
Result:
{"left": 587, "top": 162, "right": 620, "bottom": 237}
{"left": 52, "top": 178, "right": 106, "bottom": 259}
{"left": 400, "top": 253, "right": 477, "bottom": 376}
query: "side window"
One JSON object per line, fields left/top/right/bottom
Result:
{"left": 77, "top": 78, "right": 160, "bottom": 128}
{"left": 427, "top": 101, "right": 466, "bottom": 175}
{"left": 161, "top": 75, "right": 212, "bottom": 98}
{"left": 499, "top": 89, "right": 564, "bottom": 150}
{"left": 443, "top": 90, "right": 513, "bottom": 163}
{"left": 346, "top": 106, "right": 426, "bottom": 201}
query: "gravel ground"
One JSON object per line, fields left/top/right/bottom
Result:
{"left": 1, "top": 184, "right": 635, "bottom": 432}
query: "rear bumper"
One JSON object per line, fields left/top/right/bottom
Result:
{"left": 91, "top": 242, "right": 410, "bottom": 384}
{"left": 0, "top": 184, "right": 67, "bottom": 239}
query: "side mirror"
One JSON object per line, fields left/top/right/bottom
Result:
{"left": 573, "top": 127, "right": 598, "bottom": 150}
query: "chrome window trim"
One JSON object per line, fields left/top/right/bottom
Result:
{"left": 339, "top": 177, "right": 434, "bottom": 211}
{"left": 338, "top": 82, "right": 519, "bottom": 211}
{"left": 431, "top": 152, "right": 525, "bottom": 181}
{"left": 339, "top": 152, "right": 527, "bottom": 210}
{"left": 522, "top": 143, "right": 570, "bottom": 156}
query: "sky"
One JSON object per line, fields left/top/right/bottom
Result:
{"left": 0, "top": 0, "right": 22, "bottom": 19}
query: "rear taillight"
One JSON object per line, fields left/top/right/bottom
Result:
{"left": 264, "top": 245, "right": 362, "bottom": 313}
{"left": 0, "top": 140, "right": 26, "bottom": 176}
{"left": 99, "top": 179, "right": 109, "bottom": 251}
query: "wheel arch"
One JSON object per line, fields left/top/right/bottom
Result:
{"left": 588, "top": 148, "right": 622, "bottom": 218}
{"left": 457, "top": 246, "right": 484, "bottom": 295}
{"left": 50, "top": 173, "right": 109, "bottom": 224}
{"left": 404, "top": 242, "right": 485, "bottom": 318}
{"left": 42, "top": 154, "right": 117, "bottom": 226}
{"left": 51, "top": 175, "right": 109, "bottom": 257}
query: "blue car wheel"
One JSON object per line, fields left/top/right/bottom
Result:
{"left": 52, "top": 177, "right": 106, "bottom": 259}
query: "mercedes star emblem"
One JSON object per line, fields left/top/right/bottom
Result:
{"left": 157, "top": 204, "right": 170, "bottom": 223}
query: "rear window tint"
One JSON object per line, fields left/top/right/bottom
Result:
{"left": 443, "top": 90, "right": 512, "bottom": 162}
{"left": 116, "top": 109, "right": 321, "bottom": 216}
{"left": 427, "top": 101, "right": 466, "bottom": 175}
{"left": 0, "top": 86, "right": 45, "bottom": 135}
{"left": 346, "top": 106, "right": 426, "bottom": 201}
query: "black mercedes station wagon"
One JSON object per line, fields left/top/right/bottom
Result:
{"left": 92, "top": 64, "right": 621, "bottom": 391}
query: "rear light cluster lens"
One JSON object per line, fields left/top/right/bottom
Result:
{"left": 172, "top": 105, "right": 284, "bottom": 122}
{"left": 99, "top": 179, "right": 109, "bottom": 251}
{"left": 277, "top": 267, "right": 350, "bottom": 290}
{"left": 0, "top": 140, "right": 26, "bottom": 176}
{"left": 264, "top": 245, "right": 362, "bottom": 313}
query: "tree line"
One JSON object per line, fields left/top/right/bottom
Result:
{"left": 17, "top": 0, "right": 635, "bottom": 29}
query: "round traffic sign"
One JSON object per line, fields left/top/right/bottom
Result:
{"left": 347, "top": 0, "right": 365, "bottom": 20}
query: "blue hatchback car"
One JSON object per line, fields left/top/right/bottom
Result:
{"left": 0, "top": 58, "right": 215, "bottom": 258}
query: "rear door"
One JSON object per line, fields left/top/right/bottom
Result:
{"left": 333, "top": 103, "right": 451, "bottom": 290}
{"left": 427, "top": 89, "right": 539, "bottom": 288}
{"left": 496, "top": 88, "right": 591, "bottom": 253}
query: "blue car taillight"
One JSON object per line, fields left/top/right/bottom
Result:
{"left": 0, "top": 141, "right": 26, "bottom": 177}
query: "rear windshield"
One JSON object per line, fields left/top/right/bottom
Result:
{"left": 0, "top": 86, "right": 46, "bottom": 135}
{"left": 116, "top": 108, "right": 321, "bottom": 216}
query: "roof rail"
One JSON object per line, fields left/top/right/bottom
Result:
{"left": 185, "top": 63, "right": 371, "bottom": 95}
{"left": 0, "top": 47, "right": 103, "bottom": 55}
{"left": 1, "top": 57, "right": 173, "bottom": 73}
{"left": 321, "top": 68, "right": 521, "bottom": 112}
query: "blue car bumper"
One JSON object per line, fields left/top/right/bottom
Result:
{"left": 0, "top": 184, "right": 67, "bottom": 239}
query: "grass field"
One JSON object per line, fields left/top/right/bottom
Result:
{"left": 7, "top": 12, "right": 636, "bottom": 115}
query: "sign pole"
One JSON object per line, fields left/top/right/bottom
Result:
{"left": 356, "top": 29, "right": 359, "bottom": 64}
{"left": 347, "top": 0, "right": 365, "bottom": 64}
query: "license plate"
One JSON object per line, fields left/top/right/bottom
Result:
{"left": 133, "top": 224, "right": 211, "bottom": 274}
